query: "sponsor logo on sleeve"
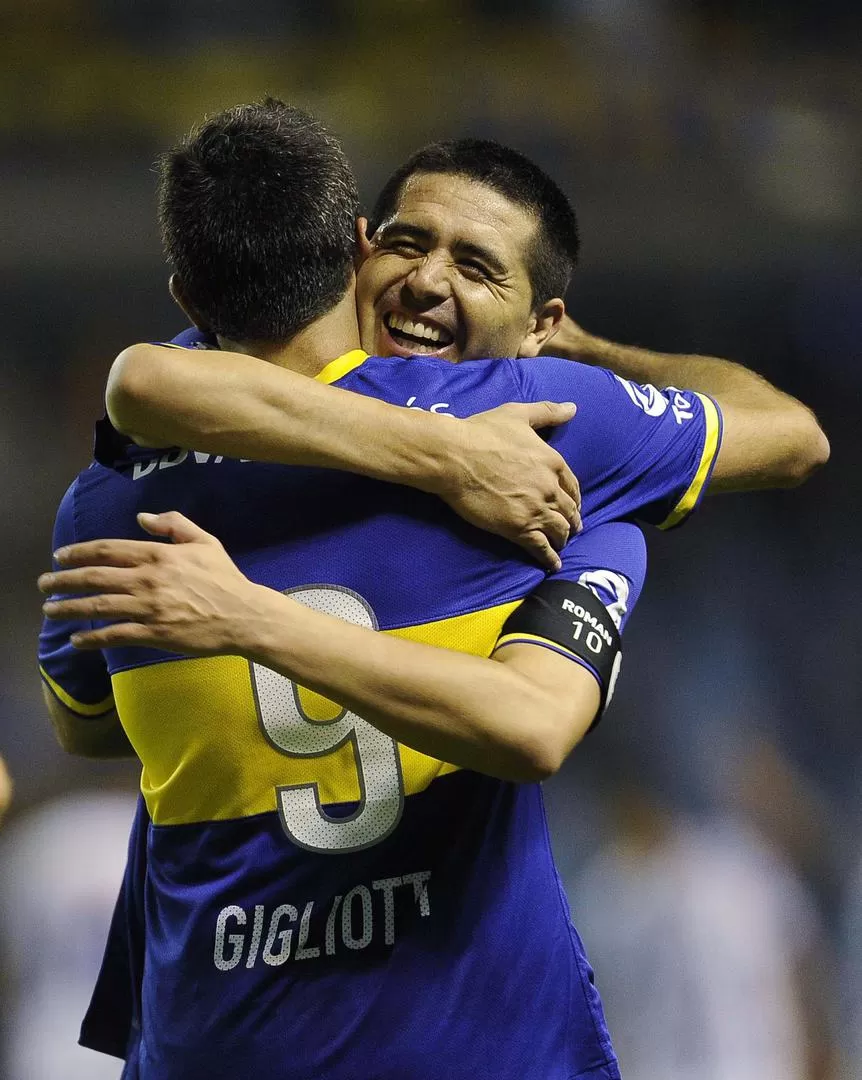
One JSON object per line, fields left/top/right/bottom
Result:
{"left": 615, "top": 376, "right": 668, "bottom": 417}
{"left": 615, "top": 377, "right": 696, "bottom": 425}
{"left": 576, "top": 569, "right": 630, "bottom": 629}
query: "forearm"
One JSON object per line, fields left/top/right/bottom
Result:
{"left": 586, "top": 336, "right": 828, "bottom": 490}
{"left": 108, "top": 344, "right": 450, "bottom": 488}
{"left": 554, "top": 320, "right": 800, "bottom": 404}
{"left": 241, "top": 588, "right": 572, "bottom": 782}
{"left": 42, "top": 690, "right": 136, "bottom": 759}
{"left": 547, "top": 320, "right": 829, "bottom": 490}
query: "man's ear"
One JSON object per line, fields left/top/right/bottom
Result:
{"left": 355, "top": 217, "right": 373, "bottom": 266}
{"left": 517, "top": 298, "right": 565, "bottom": 357}
{"left": 168, "top": 274, "right": 211, "bottom": 331}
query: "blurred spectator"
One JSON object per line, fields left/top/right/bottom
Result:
{"left": 568, "top": 774, "right": 838, "bottom": 1079}
{"left": 842, "top": 824, "right": 862, "bottom": 1079}
{"left": 0, "top": 789, "right": 137, "bottom": 1079}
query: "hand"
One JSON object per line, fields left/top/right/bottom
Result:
{"left": 432, "top": 401, "right": 581, "bottom": 573}
{"left": 539, "top": 315, "right": 595, "bottom": 361}
{"left": 0, "top": 755, "right": 12, "bottom": 827}
{"left": 39, "top": 512, "right": 276, "bottom": 655}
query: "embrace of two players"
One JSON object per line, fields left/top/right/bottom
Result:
{"left": 38, "top": 100, "right": 828, "bottom": 1080}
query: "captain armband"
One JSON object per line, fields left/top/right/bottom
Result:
{"left": 494, "top": 579, "right": 623, "bottom": 725}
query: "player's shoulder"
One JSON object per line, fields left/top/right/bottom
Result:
{"left": 53, "top": 474, "right": 80, "bottom": 527}
{"left": 567, "top": 519, "right": 646, "bottom": 562}
{"left": 556, "top": 521, "right": 647, "bottom": 632}
{"left": 52, "top": 428, "right": 143, "bottom": 540}
{"left": 339, "top": 352, "right": 521, "bottom": 412}
{"left": 510, "top": 354, "right": 617, "bottom": 394}
{"left": 51, "top": 468, "right": 96, "bottom": 545}
{"left": 353, "top": 351, "right": 610, "bottom": 390}
{"left": 357, "top": 352, "right": 512, "bottom": 382}
{"left": 558, "top": 520, "right": 647, "bottom": 591}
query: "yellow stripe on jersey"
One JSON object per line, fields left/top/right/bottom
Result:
{"left": 159, "top": 344, "right": 369, "bottom": 386}
{"left": 658, "top": 393, "right": 721, "bottom": 530}
{"left": 40, "top": 665, "right": 115, "bottom": 716}
{"left": 493, "top": 631, "right": 586, "bottom": 666}
{"left": 314, "top": 349, "right": 369, "bottom": 385}
{"left": 113, "top": 598, "right": 522, "bottom": 826}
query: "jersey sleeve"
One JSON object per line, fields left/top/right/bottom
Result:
{"left": 492, "top": 520, "right": 646, "bottom": 704}
{"left": 38, "top": 481, "right": 114, "bottom": 717}
{"left": 552, "top": 520, "right": 646, "bottom": 632}
{"left": 516, "top": 357, "right": 722, "bottom": 529}
{"left": 156, "top": 327, "right": 217, "bottom": 349}
{"left": 80, "top": 794, "right": 149, "bottom": 1059}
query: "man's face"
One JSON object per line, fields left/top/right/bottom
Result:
{"left": 357, "top": 172, "right": 558, "bottom": 362}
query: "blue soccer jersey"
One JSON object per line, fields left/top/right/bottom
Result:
{"left": 40, "top": 345, "right": 721, "bottom": 1080}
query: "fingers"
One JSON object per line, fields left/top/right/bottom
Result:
{"left": 67, "top": 624, "right": 156, "bottom": 650}
{"left": 49, "top": 512, "right": 218, "bottom": 571}
{"left": 524, "top": 401, "right": 577, "bottom": 430}
{"left": 557, "top": 465, "right": 582, "bottom": 532}
{"left": 559, "top": 464, "right": 581, "bottom": 507}
{"left": 38, "top": 565, "right": 138, "bottom": 596}
{"left": 42, "top": 594, "right": 153, "bottom": 622}
{"left": 515, "top": 506, "right": 573, "bottom": 569}
{"left": 517, "top": 531, "right": 562, "bottom": 574}
{"left": 541, "top": 508, "right": 573, "bottom": 552}
{"left": 52, "top": 538, "right": 166, "bottom": 569}
{"left": 137, "top": 511, "right": 217, "bottom": 546}
{"left": 554, "top": 492, "right": 581, "bottom": 537}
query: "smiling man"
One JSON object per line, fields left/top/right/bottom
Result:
{"left": 360, "top": 145, "right": 574, "bottom": 363}
{"left": 354, "top": 138, "right": 828, "bottom": 489}
{"left": 109, "top": 137, "right": 828, "bottom": 497}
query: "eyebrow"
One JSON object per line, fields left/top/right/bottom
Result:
{"left": 378, "top": 222, "right": 507, "bottom": 277}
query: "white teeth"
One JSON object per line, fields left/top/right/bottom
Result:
{"left": 387, "top": 313, "right": 443, "bottom": 343}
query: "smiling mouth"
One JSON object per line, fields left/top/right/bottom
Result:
{"left": 384, "top": 312, "right": 454, "bottom": 354}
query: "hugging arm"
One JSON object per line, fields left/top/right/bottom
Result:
{"left": 38, "top": 484, "right": 135, "bottom": 758}
{"left": 40, "top": 687, "right": 133, "bottom": 759}
{"left": 108, "top": 343, "right": 582, "bottom": 570}
{"left": 40, "top": 513, "right": 643, "bottom": 783}
{"left": 543, "top": 316, "right": 829, "bottom": 491}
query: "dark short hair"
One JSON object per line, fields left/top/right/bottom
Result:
{"left": 368, "top": 139, "right": 579, "bottom": 306}
{"left": 157, "top": 98, "right": 359, "bottom": 343}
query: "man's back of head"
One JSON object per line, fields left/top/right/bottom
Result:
{"left": 158, "top": 98, "right": 359, "bottom": 345}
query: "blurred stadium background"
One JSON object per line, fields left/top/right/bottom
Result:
{"left": 0, "top": 1, "right": 859, "bottom": 1076}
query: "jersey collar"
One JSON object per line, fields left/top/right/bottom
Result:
{"left": 314, "top": 350, "right": 369, "bottom": 385}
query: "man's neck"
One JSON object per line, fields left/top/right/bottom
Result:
{"left": 217, "top": 287, "right": 363, "bottom": 378}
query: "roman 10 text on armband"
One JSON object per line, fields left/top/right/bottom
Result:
{"left": 494, "top": 579, "right": 623, "bottom": 722}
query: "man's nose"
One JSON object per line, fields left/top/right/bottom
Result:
{"left": 401, "top": 254, "right": 452, "bottom": 308}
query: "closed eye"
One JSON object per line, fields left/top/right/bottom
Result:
{"left": 375, "top": 226, "right": 428, "bottom": 257}
{"left": 387, "top": 239, "right": 425, "bottom": 256}
{"left": 459, "top": 258, "right": 492, "bottom": 279}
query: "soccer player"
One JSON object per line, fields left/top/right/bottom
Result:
{"left": 39, "top": 102, "right": 825, "bottom": 1079}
